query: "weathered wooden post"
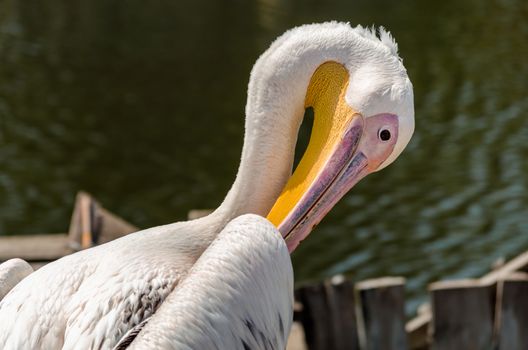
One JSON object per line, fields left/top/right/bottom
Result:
{"left": 297, "top": 283, "right": 332, "bottom": 350}
{"left": 355, "top": 277, "right": 408, "bottom": 350}
{"left": 495, "top": 273, "right": 528, "bottom": 350}
{"left": 296, "top": 275, "right": 359, "bottom": 350}
{"left": 429, "top": 279, "right": 495, "bottom": 350}
{"left": 325, "top": 275, "right": 360, "bottom": 350}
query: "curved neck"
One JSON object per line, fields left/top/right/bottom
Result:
{"left": 216, "top": 34, "right": 365, "bottom": 223}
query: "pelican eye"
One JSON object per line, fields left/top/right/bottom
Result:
{"left": 379, "top": 129, "right": 391, "bottom": 141}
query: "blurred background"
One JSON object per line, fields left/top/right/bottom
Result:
{"left": 0, "top": 0, "right": 527, "bottom": 314}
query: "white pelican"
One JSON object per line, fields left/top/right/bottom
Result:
{"left": 0, "top": 22, "right": 414, "bottom": 349}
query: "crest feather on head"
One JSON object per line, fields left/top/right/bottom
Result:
{"left": 353, "top": 25, "right": 399, "bottom": 56}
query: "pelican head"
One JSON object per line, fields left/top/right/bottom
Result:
{"left": 223, "top": 22, "right": 414, "bottom": 252}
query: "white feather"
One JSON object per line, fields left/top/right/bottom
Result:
{"left": 128, "top": 215, "right": 293, "bottom": 350}
{"left": 0, "top": 217, "right": 222, "bottom": 349}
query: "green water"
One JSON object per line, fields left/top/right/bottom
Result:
{"left": 1, "top": 0, "right": 527, "bottom": 313}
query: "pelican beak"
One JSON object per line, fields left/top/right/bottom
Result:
{"left": 266, "top": 62, "right": 400, "bottom": 252}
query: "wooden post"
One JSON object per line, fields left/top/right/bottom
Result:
{"left": 296, "top": 276, "right": 359, "bottom": 350}
{"left": 68, "top": 191, "right": 138, "bottom": 249}
{"left": 429, "top": 279, "right": 495, "bottom": 350}
{"left": 296, "top": 283, "right": 332, "bottom": 350}
{"left": 495, "top": 273, "right": 528, "bottom": 350}
{"left": 355, "top": 277, "right": 407, "bottom": 350}
{"left": 324, "top": 275, "right": 360, "bottom": 350}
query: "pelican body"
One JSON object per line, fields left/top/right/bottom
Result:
{"left": 0, "top": 22, "right": 414, "bottom": 349}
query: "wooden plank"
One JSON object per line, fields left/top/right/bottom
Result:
{"left": 481, "top": 251, "right": 528, "bottom": 284}
{"left": 407, "top": 250, "right": 528, "bottom": 348}
{"left": 495, "top": 273, "right": 528, "bottom": 350}
{"left": 355, "top": 277, "right": 407, "bottom": 350}
{"left": 429, "top": 279, "right": 495, "bottom": 350}
{"left": 406, "top": 313, "right": 430, "bottom": 350}
{"left": 406, "top": 304, "right": 430, "bottom": 350}
{"left": 325, "top": 275, "right": 360, "bottom": 350}
{"left": 0, "top": 234, "right": 71, "bottom": 261}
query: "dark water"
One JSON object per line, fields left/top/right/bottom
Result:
{"left": 1, "top": 0, "right": 527, "bottom": 314}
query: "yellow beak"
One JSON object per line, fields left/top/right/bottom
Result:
{"left": 267, "top": 62, "right": 359, "bottom": 237}
{"left": 267, "top": 61, "right": 400, "bottom": 252}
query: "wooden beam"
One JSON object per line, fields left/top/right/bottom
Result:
{"left": 495, "top": 272, "right": 528, "bottom": 350}
{"left": 0, "top": 234, "right": 71, "bottom": 261}
{"left": 481, "top": 251, "right": 528, "bottom": 284}
{"left": 355, "top": 277, "right": 408, "bottom": 350}
{"left": 429, "top": 279, "right": 495, "bottom": 350}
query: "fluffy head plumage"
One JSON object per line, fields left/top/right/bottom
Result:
{"left": 257, "top": 21, "right": 414, "bottom": 170}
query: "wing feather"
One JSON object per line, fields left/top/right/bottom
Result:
{"left": 127, "top": 214, "right": 294, "bottom": 350}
